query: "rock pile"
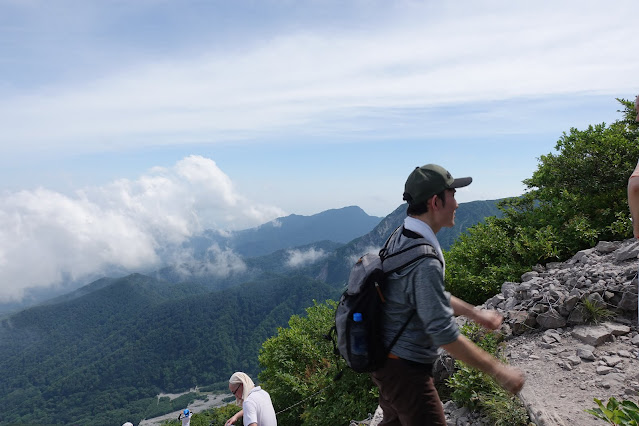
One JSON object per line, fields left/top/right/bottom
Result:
{"left": 489, "top": 239, "right": 638, "bottom": 334}
{"left": 360, "top": 238, "right": 639, "bottom": 426}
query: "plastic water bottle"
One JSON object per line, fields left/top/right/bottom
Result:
{"left": 351, "top": 312, "right": 368, "bottom": 356}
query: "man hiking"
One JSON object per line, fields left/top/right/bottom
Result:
{"left": 371, "top": 164, "right": 525, "bottom": 425}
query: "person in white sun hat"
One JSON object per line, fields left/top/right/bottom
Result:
{"left": 225, "top": 371, "right": 276, "bottom": 426}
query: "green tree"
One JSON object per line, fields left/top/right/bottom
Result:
{"left": 446, "top": 97, "right": 639, "bottom": 304}
{"left": 258, "top": 301, "right": 378, "bottom": 426}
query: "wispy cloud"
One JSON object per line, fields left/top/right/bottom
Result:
{"left": 0, "top": 0, "right": 636, "bottom": 302}
{"left": 169, "top": 244, "right": 247, "bottom": 279}
{"left": 286, "top": 248, "right": 327, "bottom": 268}
{"left": 0, "top": 155, "right": 284, "bottom": 302}
{"left": 0, "top": 1, "right": 636, "bottom": 154}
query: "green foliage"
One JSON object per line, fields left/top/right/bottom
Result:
{"left": 446, "top": 323, "right": 528, "bottom": 425}
{"left": 474, "top": 391, "right": 530, "bottom": 426}
{"left": 161, "top": 403, "right": 243, "bottom": 426}
{"left": 446, "top": 97, "right": 639, "bottom": 305}
{"left": 0, "top": 273, "right": 338, "bottom": 425}
{"left": 258, "top": 301, "right": 378, "bottom": 426}
{"left": 445, "top": 216, "right": 546, "bottom": 304}
{"left": 582, "top": 299, "right": 616, "bottom": 324}
{"left": 586, "top": 397, "right": 639, "bottom": 425}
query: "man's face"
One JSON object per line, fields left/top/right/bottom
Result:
{"left": 440, "top": 188, "right": 459, "bottom": 228}
{"left": 635, "top": 95, "right": 639, "bottom": 122}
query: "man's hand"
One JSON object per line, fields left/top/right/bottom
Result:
{"left": 493, "top": 364, "right": 526, "bottom": 394}
{"left": 442, "top": 335, "right": 525, "bottom": 395}
{"left": 225, "top": 412, "right": 240, "bottom": 426}
{"left": 473, "top": 309, "right": 503, "bottom": 330}
{"left": 450, "top": 296, "right": 503, "bottom": 330}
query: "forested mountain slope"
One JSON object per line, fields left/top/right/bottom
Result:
{"left": 0, "top": 273, "right": 337, "bottom": 424}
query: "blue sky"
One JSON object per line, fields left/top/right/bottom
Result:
{"left": 0, "top": 0, "right": 637, "bottom": 302}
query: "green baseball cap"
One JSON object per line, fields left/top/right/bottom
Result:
{"left": 403, "top": 164, "right": 472, "bottom": 205}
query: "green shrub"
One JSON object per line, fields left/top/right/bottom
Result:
{"left": 446, "top": 98, "right": 639, "bottom": 305}
{"left": 161, "top": 403, "right": 242, "bottom": 426}
{"left": 445, "top": 323, "right": 528, "bottom": 425}
{"left": 582, "top": 299, "right": 616, "bottom": 324}
{"left": 258, "top": 301, "right": 378, "bottom": 426}
{"left": 586, "top": 397, "right": 639, "bottom": 425}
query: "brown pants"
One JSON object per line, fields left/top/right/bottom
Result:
{"left": 371, "top": 357, "right": 446, "bottom": 426}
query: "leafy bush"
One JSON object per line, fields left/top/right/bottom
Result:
{"left": 445, "top": 323, "right": 529, "bottom": 425}
{"left": 586, "top": 397, "right": 639, "bottom": 425}
{"left": 161, "top": 403, "right": 242, "bottom": 426}
{"left": 258, "top": 301, "right": 378, "bottom": 426}
{"left": 446, "top": 98, "right": 639, "bottom": 305}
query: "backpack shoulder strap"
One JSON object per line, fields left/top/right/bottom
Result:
{"left": 380, "top": 226, "right": 441, "bottom": 275}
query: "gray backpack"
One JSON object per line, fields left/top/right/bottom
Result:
{"left": 329, "top": 226, "right": 440, "bottom": 373}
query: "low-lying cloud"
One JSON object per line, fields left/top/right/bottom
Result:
{"left": 168, "top": 244, "right": 247, "bottom": 279}
{"left": 0, "top": 155, "right": 284, "bottom": 303}
{"left": 286, "top": 248, "right": 327, "bottom": 268}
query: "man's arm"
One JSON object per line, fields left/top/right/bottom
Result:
{"left": 450, "top": 295, "right": 503, "bottom": 330}
{"left": 628, "top": 176, "right": 639, "bottom": 238}
{"left": 224, "top": 410, "right": 243, "bottom": 426}
{"left": 441, "top": 334, "right": 525, "bottom": 394}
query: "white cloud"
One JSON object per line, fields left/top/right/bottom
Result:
{"left": 169, "top": 244, "right": 247, "bottom": 279}
{"left": 0, "top": 1, "right": 636, "bottom": 153}
{"left": 0, "top": 155, "right": 284, "bottom": 302}
{"left": 286, "top": 248, "right": 327, "bottom": 268}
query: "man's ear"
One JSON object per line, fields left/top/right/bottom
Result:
{"left": 428, "top": 194, "right": 439, "bottom": 211}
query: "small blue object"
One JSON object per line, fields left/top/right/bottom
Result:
{"left": 184, "top": 409, "right": 190, "bottom": 416}
{"left": 353, "top": 312, "right": 362, "bottom": 322}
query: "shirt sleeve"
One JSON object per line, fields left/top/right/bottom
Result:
{"left": 243, "top": 399, "right": 258, "bottom": 425}
{"left": 411, "top": 257, "right": 459, "bottom": 347}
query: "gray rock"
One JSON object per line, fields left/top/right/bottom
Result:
{"left": 567, "top": 305, "right": 589, "bottom": 325}
{"left": 601, "top": 356, "right": 623, "bottom": 367}
{"left": 572, "top": 325, "right": 613, "bottom": 346}
{"left": 544, "top": 329, "right": 562, "bottom": 342}
{"left": 564, "top": 355, "right": 582, "bottom": 366}
{"left": 615, "top": 241, "right": 639, "bottom": 261}
{"left": 596, "top": 366, "right": 614, "bottom": 375}
{"left": 586, "top": 292, "right": 606, "bottom": 309}
{"left": 561, "top": 295, "right": 580, "bottom": 314}
{"left": 501, "top": 282, "right": 518, "bottom": 298}
{"left": 537, "top": 309, "right": 567, "bottom": 329}
{"left": 619, "top": 291, "right": 638, "bottom": 311}
{"left": 577, "top": 347, "right": 596, "bottom": 361}
{"left": 603, "top": 322, "right": 631, "bottom": 336}
{"left": 572, "top": 249, "right": 594, "bottom": 263}
{"left": 508, "top": 310, "right": 537, "bottom": 335}
{"left": 596, "top": 241, "right": 620, "bottom": 254}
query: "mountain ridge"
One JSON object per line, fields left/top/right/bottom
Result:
{"left": 190, "top": 205, "right": 382, "bottom": 258}
{"left": 0, "top": 199, "right": 504, "bottom": 423}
